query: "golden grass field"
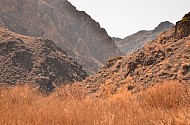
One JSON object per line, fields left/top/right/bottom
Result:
{"left": 0, "top": 81, "right": 190, "bottom": 125}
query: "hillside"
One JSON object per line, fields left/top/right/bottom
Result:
{"left": 0, "top": 7, "right": 190, "bottom": 124}
{"left": 84, "top": 12, "right": 190, "bottom": 94}
{"left": 115, "top": 21, "right": 174, "bottom": 53}
{"left": 0, "top": 27, "right": 87, "bottom": 91}
{"left": 0, "top": 0, "right": 123, "bottom": 74}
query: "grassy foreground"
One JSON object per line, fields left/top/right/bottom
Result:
{"left": 0, "top": 81, "right": 190, "bottom": 125}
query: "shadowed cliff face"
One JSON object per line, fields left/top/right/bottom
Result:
{"left": 0, "top": 0, "right": 123, "bottom": 74}
{"left": 115, "top": 21, "right": 174, "bottom": 54}
{"left": 0, "top": 27, "right": 87, "bottom": 92}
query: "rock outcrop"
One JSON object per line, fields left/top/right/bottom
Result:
{"left": 115, "top": 21, "right": 174, "bottom": 53}
{"left": 0, "top": 0, "right": 123, "bottom": 75}
{"left": 83, "top": 12, "right": 190, "bottom": 94}
{"left": 0, "top": 27, "right": 87, "bottom": 91}
{"left": 175, "top": 12, "right": 190, "bottom": 39}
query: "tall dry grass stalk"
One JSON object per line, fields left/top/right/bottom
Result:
{"left": 0, "top": 81, "right": 190, "bottom": 125}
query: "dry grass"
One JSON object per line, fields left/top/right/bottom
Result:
{"left": 0, "top": 81, "right": 190, "bottom": 125}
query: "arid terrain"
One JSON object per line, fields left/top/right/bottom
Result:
{"left": 0, "top": 81, "right": 190, "bottom": 125}
{"left": 83, "top": 12, "right": 190, "bottom": 95}
{"left": 0, "top": 27, "right": 87, "bottom": 91}
{"left": 0, "top": 0, "right": 123, "bottom": 74}
{"left": 0, "top": 0, "right": 190, "bottom": 124}
{"left": 115, "top": 21, "right": 174, "bottom": 53}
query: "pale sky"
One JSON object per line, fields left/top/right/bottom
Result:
{"left": 68, "top": 0, "right": 190, "bottom": 38}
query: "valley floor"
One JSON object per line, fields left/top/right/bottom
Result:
{"left": 0, "top": 81, "right": 190, "bottom": 125}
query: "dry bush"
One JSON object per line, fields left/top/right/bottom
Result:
{"left": 140, "top": 81, "right": 190, "bottom": 109}
{"left": 52, "top": 83, "right": 88, "bottom": 100}
{"left": 137, "top": 81, "right": 190, "bottom": 125}
{"left": 0, "top": 81, "right": 190, "bottom": 125}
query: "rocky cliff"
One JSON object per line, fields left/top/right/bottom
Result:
{"left": 83, "top": 13, "right": 190, "bottom": 94}
{"left": 0, "top": 27, "right": 87, "bottom": 91}
{"left": 175, "top": 12, "right": 190, "bottom": 39}
{"left": 0, "top": 0, "right": 122, "bottom": 74}
{"left": 115, "top": 21, "right": 174, "bottom": 53}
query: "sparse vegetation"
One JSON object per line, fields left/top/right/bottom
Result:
{"left": 181, "top": 16, "right": 190, "bottom": 23}
{"left": 0, "top": 81, "right": 190, "bottom": 125}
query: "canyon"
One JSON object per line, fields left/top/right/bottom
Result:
{"left": 0, "top": 0, "right": 122, "bottom": 75}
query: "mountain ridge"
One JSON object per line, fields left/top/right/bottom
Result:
{"left": 0, "top": 0, "right": 123, "bottom": 74}
{"left": 115, "top": 21, "right": 174, "bottom": 54}
{"left": 83, "top": 12, "right": 190, "bottom": 94}
{"left": 0, "top": 27, "right": 87, "bottom": 91}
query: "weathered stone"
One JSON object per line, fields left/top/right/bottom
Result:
{"left": 0, "top": 27, "right": 87, "bottom": 91}
{"left": 0, "top": 0, "right": 123, "bottom": 74}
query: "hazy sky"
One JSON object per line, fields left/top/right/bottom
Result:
{"left": 68, "top": 0, "right": 190, "bottom": 38}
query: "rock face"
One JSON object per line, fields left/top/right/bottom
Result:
{"left": 175, "top": 12, "right": 190, "bottom": 39}
{"left": 0, "top": 27, "right": 87, "bottom": 91}
{"left": 0, "top": 0, "right": 122, "bottom": 75}
{"left": 115, "top": 21, "right": 174, "bottom": 53}
{"left": 84, "top": 13, "right": 190, "bottom": 93}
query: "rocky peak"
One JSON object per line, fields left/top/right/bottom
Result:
{"left": 153, "top": 21, "right": 174, "bottom": 33}
{"left": 0, "top": 27, "right": 87, "bottom": 92}
{"left": 175, "top": 12, "right": 190, "bottom": 39}
{"left": 115, "top": 22, "right": 173, "bottom": 54}
{"left": 84, "top": 12, "right": 190, "bottom": 94}
{"left": 0, "top": 0, "right": 123, "bottom": 74}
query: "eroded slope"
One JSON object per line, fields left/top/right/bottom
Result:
{"left": 0, "top": 27, "right": 87, "bottom": 91}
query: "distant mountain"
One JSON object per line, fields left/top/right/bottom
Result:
{"left": 84, "top": 12, "right": 190, "bottom": 93}
{"left": 115, "top": 21, "right": 174, "bottom": 53}
{"left": 112, "top": 37, "right": 122, "bottom": 42}
{"left": 0, "top": 27, "right": 87, "bottom": 91}
{"left": 0, "top": 0, "right": 123, "bottom": 74}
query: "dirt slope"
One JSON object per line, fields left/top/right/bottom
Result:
{"left": 83, "top": 12, "right": 190, "bottom": 94}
